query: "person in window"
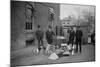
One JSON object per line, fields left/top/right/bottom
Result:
{"left": 46, "top": 26, "right": 55, "bottom": 45}
{"left": 36, "top": 25, "right": 44, "bottom": 52}
{"left": 75, "top": 27, "right": 83, "bottom": 53}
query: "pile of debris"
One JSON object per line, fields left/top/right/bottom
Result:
{"left": 47, "top": 43, "right": 76, "bottom": 60}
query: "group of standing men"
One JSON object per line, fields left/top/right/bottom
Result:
{"left": 35, "top": 25, "right": 83, "bottom": 53}
{"left": 35, "top": 25, "right": 55, "bottom": 52}
{"left": 68, "top": 27, "right": 83, "bottom": 53}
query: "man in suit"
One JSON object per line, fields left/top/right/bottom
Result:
{"left": 36, "top": 25, "right": 44, "bottom": 52}
{"left": 68, "top": 27, "right": 75, "bottom": 47}
{"left": 75, "top": 27, "right": 83, "bottom": 53}
{"left": 46, "top": 26, "right": 55, "bottom": 45}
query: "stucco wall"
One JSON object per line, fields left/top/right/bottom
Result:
{"left": 11, "top": 1, "right": 60, "bottom": 51}
{"left": 11, "top": 1, "right": 26, "bottom": 50}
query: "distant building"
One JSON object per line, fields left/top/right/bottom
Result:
{"left": 61, "top": 16, "right": 94, "bottom": 44}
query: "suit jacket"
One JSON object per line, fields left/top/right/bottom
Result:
{"left": 36, "top": 29, "right": 44, "bottom": 40}
{"left": 46, "top": 30, "right": 55, "bottom": 40}
{"left": 75, "top": 30, "right": 83, "bottom": 40}
{"left": 69, "top": 30, "right": 75, "bottom": 40}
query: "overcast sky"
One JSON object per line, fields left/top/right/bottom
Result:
{"left": 60, "top": 4, "right": 95, "bottom": 20}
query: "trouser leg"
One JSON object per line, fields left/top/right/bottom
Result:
{"left": 68, "top": 39, "right": 71, "bottom": 45}
{"left": 41, "top": 39, "right": 46, "bottom": 50}
{"left": 79, "top": 41, "right": 82, "bottom": 53}
{"left": 71, "top": 40, "right": 74, "bottom": 47}
{"left": 75, "top": 41, "right": 78, "bottom": 52}
{"left": 38, "top": 40, "right": 41, "bottom": 52}
{"left": 47, "top": 39, "right": 49, "bottom": 44}
{"left": 40, "top": 39, "right": 43, "bottom": 46}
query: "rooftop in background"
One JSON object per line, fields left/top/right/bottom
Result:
{"left": 60, "top": 4, "right": 95, "bottom": 20}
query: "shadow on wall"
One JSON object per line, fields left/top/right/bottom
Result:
{"left": 11, "top": 1, "right": 27, "bottom": 50}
